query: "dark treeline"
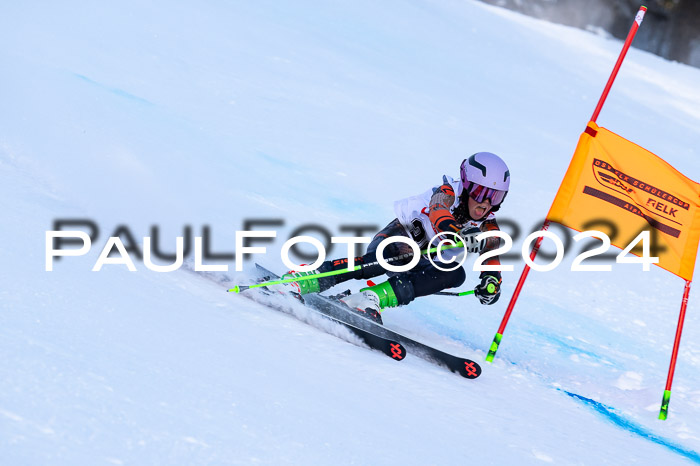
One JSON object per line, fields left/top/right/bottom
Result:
{"left": 478, "top": 0, "right": 700, "bottom": 68}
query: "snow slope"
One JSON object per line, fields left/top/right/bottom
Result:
{"left": 2, "top": 0, "right": 700, "bottom": 464}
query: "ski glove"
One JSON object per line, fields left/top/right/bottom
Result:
{"left": 458, "top": 226, "right": 485, "bottom": 254}
{"left": 474, "top": 271, "right": 501, "bottom": 305}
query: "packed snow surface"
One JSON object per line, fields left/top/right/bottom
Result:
{"left": 2, "top": 0, "right": 700, "bottom": 464}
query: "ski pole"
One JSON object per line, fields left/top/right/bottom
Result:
{"left": 228, "top": 240, "right": 468, "bottom": 293}
{"left": 434, "top": 282, "right": 496, "bottom": 297}
{"left": 435, "top": 290, "right": 475, "bottom": 296}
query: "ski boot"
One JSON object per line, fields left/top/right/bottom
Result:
{"left": 340, "top": 281, "right": 399, "bottom": 325}
{"left": 281, "top": 269, "right": 321, "bottom": 296}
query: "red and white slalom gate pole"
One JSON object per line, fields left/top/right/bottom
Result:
{"left": 485, "top": 221, "right": 550, "bottom": 362}
{"left": 659, "top": 280, "right": 692, "bottom": 420}
{"left": 485, "top": 6, "right": 648, "bottom": 363}
{"left": 590, "top": 6, "right": 647, "bottom": 123}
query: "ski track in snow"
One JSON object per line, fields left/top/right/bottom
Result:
{"left": 382, "top": 292, "right": 700, "bottom": 463}
{"left": 562, "top": 391, "right": 700, "bottom": 464}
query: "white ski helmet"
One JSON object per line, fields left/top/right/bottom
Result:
{"left": 460, "top": 152, "right": 510, "bottom": 209}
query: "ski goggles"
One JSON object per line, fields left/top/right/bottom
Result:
{"left": 467, "top": 183, "right": 507, "bottom": 206}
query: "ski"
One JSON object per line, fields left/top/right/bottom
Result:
{"left": 250, "top": 269, "right": 407, "bottom": 361}
{"left": 183, "top": 263, "right": 406, "bottom": 361}
{"left": 256, "top": 264, "right": 481, "bottom": 379}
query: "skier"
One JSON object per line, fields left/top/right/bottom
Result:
{"left": 283, "top": 152, "right": 509, "bottom": 324}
